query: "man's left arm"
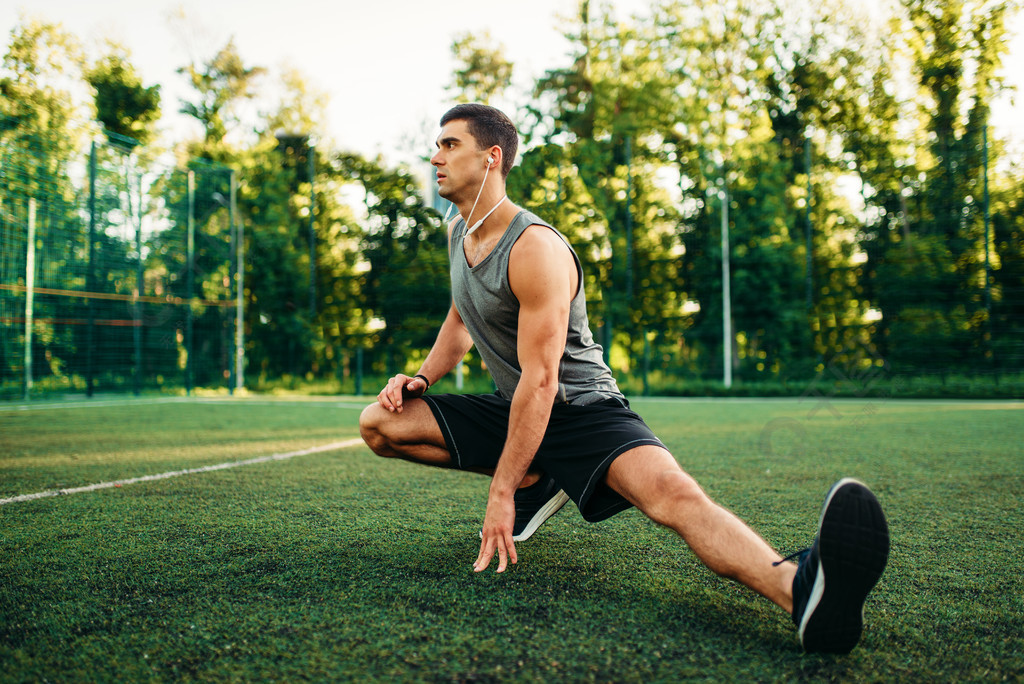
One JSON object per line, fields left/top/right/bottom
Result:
{"left": 473, "top": 226, "right": 575, "bottom": 573}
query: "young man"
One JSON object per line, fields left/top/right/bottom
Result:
{"left": 359, "top": 103, "right": 890, "bottom": 654}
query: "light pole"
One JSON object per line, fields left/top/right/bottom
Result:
{"left": 805, "top": 131, "right": 814, "bottom": 313}
{"left": 231, "top": 171, "right": 244, "bottom": 393}
{"left": 308, "top": 140, "right": 316, "bottom": 321}
{"left": 720, "top": 171, "right": 732, "bottom": 390}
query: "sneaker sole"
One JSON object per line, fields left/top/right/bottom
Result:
{"left": 479, "top": 490, "right": 572, "bottom": 543}
{"left": 513, "top": 490, "right": 570, "bottom": 542}
{"left": 799, "top": 478, "right": 890, "bottom": 654}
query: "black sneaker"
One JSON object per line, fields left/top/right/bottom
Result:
{"left": 480, "top": 474, "right": 570, "bottom": 542}
{"left": 780, "top": 478, "right": 890, "bottom": 654}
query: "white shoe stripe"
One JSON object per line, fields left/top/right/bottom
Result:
{"left": 512, "top": 490, "right": 571, "bottom": 541}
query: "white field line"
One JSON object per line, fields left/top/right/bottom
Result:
{"left": 0, "top": 438, "right": 364, "bottom": 506}
{"left": 1, "top": 397, "right": 192, "bottom": 412}
{"left": 0, "top": 397, "right": 369, "bottom": 412}
{"left": 192, "top": 399, "right": 367, "bottom": 409}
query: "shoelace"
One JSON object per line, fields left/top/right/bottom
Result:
{"left": 772, "top": 548, "right": 809, "bottom": 567}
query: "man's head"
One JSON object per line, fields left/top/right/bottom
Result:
{"left": 439, "top": 103, "right": 518, "bottom": 179}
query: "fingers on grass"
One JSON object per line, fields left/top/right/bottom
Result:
{"left": 474, "top": 534, "right": 517, "bottom": 574}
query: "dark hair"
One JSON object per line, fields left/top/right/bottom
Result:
{"left": 440, "top": 103, "right": 519, "bottom": 178}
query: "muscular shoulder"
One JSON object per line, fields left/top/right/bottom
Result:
{"left": 510, "top": 224, "right": 571, "bottom": 266}
{"left": 508, "top": 224, "right": 576, "bottom": 303}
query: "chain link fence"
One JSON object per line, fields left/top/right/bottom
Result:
{"left": 3, "top": 116, "right": 1023, "bottom": 402}
{"left": 1, "top": 126, "right": 239, "bottom": 400}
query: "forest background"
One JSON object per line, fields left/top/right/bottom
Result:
{"left": 2, "top": 0, "right": 1023, "bottom": 400}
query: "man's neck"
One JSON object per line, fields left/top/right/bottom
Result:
{"left": 461, "top": 200, "right": 520, "bottom": 259}
{"left": 459, "top": 189, "right": 513, "bottom": 238}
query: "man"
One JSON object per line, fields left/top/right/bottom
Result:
{"left": 359, "top": 103, "right": 889, "bottom": 654}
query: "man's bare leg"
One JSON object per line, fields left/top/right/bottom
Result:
{"left": 605, "top": 445, "right": 796, "bottom": 613}
{"left": 360, "top": 399, "right": 454, "bottom": 466}
{"left": 359, "top": 399, "right": 541, "bottom": 485}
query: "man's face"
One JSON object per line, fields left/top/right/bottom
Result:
{"left": 431, "top": 119, "right": 488, "bottom": 202}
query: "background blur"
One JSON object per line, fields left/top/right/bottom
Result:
{"left": 2, "top": 0, "right": 1023, "bottom": 400}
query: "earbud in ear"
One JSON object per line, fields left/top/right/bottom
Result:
{"left": 487, "top": 156, "right": 494, "bottom": 164}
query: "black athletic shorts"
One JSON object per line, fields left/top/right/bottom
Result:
{"left": 421, "top": 393, "right": 666, "bottom": 522}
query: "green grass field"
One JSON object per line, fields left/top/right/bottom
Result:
{"left": 1, "top": 395, "right": 1022, "bottom": 682}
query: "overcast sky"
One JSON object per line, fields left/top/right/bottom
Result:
{"left": 2, "top": 0, "right": 1022, "bottom": 165}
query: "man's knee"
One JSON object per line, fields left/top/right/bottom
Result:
{"left": 359, "top": 403, "right": 393, "bottom": 457}
{"left": 644, "top": 469, "right": 711, "bottom": 527}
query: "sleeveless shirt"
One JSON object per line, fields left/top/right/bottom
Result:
{"left": 449, "top": 209, "right": 622, "bottom": 406}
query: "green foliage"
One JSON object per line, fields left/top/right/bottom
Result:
{"left": 515, "top": 0, "right": 1024, "bottom": 385}
{"left": 86, "top": 44, "right": 161, "bottom": 148}
{"left": 3, "top": 2, "right": 1024, "bottom": 397}
{"left": 235, "top": 136, "right": 317, "bottom": 379}
{"left": 334, "top": 152, "right": 450, "bottom": 377}
{"left": 0, "top": 19, "right": 83, "bottom": 195}
{"left": 177, "top": 38, "right": 265, "bottom": 154}
{"left": 876, "top": 237, "right": 964, "bottom": 371}
{"left": 990, "top": 187, "right": 1024, "bottom": 371}
{"left": 0, "top": 20, "right": 90, "bottom": 396}
{"left": 449, "top": 31, "right": 514, "bottom": 105}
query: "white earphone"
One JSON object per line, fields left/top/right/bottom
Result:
{"left": 464, "top": 148, "right": 505, "bottom": 235}
{"left": 443, "top": 149, "right": 505, "bottom": 231}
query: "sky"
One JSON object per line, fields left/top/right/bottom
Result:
{"left": 1, "top": 0, "right": 650, "bottom": 162}
{"left": 2, "top": 0, "right": 1022, "bottom": 166}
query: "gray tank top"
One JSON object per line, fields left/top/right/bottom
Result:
{"left": 450, "top": 209, "right": 622, "bottom": 405}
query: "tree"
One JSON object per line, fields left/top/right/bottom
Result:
{"left": 753, "top": 1, "right": 891, "bottom": 373}
{"left": 267, "top": 66, "right": 329, "bottom": 139}
{"left": 86, "top": 43, "right": 161, "bottom": 148}
{"left": 527, "top": 1, "right": 686, "bottom": 384}
{"left": 334, "top": 153, "right": 450, "bottom": 378}
{"left": 233, "top": 137, "right": 313, "bottom": 380}
{"left": 0, "top": 19, "right": 85, "bottom": 178}
{"left": 249, "top": 69, "right": 369, "bottom": 382}
{"left": 870, "top": 0, "right": 1019, "bottom": 372}
{"left": 178, "top": 38, "right": 265, "bottom": 157}
{"left": 989, "top": 181, "right": 1024, "bottom": 373}
{"left": 0, "top": 19, "right": 87, "bottom": 389}
{"left": 449, "top": 31, "right": 514, "bottom": 104}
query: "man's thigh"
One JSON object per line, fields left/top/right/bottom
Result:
{"left": 533, "top": 399, "right": 666, "bottom": 522}
{"left": 603, "top": 444, "right": 689, "bottom": 510}
{"left": 361, "top": 397, "right": 452, "bottom": 466}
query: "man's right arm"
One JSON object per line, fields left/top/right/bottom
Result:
{"left": 376, "top": 303, "right": 473, "bottom": 413}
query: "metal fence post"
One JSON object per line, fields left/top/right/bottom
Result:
{"left": 625, "top": 134, "right": 634, "bottom": 303}
{"left": 231, "top": 170, "right": 244, "bottom": 393}
{"left": 308, "top": 143, "right": 316, "bottom": 322}
{"left": 86, "top": 141, "right": 97, "bottom": 397}
{"left": 186, "top": 170, "right": 195, "bottom": 396}
{"left": 721, "top": 173, "right": 732, "bottom": 389}
{"left": 24, "top": 198, "right": 36, "bottom": 401}
{"left": 642, "top": 330, "right": 650, "bottom": 397}
{"left": 983, "top": 124, "right": 991, "bottom": 315}
{"left": 805, "top": 135, "right": 814, "bottom": 312}
{"left": 131, "top": 158, "right": 143, "bottom": 396}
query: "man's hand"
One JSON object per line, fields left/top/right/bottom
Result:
{"left": 473, "top": 488, "right": 517, "bottom": 573}
{"left": 376, "top": 374, "right": 428, "bottom": 413}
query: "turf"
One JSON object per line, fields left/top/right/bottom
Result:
{"left": 1, "top": 395, "right": 1022, "bottom": 682}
